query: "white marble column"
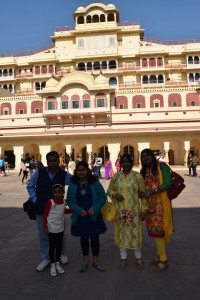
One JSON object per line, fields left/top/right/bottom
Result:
{"left": 137, "top": 142, "right": 150, "bottom": 166}
{"left": 86, "top": 143, "right": 93, "bottom": 168}
{"left": 163, "top": 141, "right": 170, "bottom": 164}
{"left": 39, "top": 145, "right": 51, "bottom": 166}
{"left": 184, "top": 141, "right": 190, "bottom": 166}
{"left": 13, "top": 146, "right": 24, "bottom": 170}
{"left": 107, "top": 142, "right": 121, "bottom": 172}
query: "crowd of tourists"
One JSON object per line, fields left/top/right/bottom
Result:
{"left": 23, "top": 148, "right": 182, "bottom": 277}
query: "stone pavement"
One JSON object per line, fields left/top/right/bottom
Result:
{"left": 0, "top": 168, "right": 199, "bottom": 300}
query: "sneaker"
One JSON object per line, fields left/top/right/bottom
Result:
{"left": 50, "top": 263, "right": 57, "bottom": 276}
{"left": 56, "top": 262, "right": 65, "bottom": 274}
{"left": 60, "top": 255, "right": 68, "bottom": 265}
{"left": 36, "top": 259, "right": 50, "bottom": 272}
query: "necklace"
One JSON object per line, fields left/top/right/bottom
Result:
{"left": 80, "top": 183, "right": 87, "bottom": 196}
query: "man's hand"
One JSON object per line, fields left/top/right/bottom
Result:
{"left": 88, "top": 208, "right": 95, "bottom": 216}
{"left": 80, "top": 210, "right": 88, "bottom": 217}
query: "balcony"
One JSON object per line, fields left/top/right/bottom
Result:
{"left": 165, "top": 63, "right": 186, "bottom": 69}
{"left": 0, "top": 75, "right": 14, "bottom": 82}
{"left": 15, "top": 73, "right": 33, "bottom": 79}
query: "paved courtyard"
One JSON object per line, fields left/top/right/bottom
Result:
{"left": 0, "top": 168, "right": 199, "bottom": 300}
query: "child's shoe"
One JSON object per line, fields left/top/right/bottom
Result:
{"left": 50, "top": 263, "right": 57, "bottom": 276}
{"left": 56, "top": 262, "right": 65, "bottom": 274}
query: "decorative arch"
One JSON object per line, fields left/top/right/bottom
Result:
{"left": 186, "top": 93, "right": 200, "bottom": 106}
{"left": 45, "top": 96, "right": 57, "bottom": 110}
{"left": 109, "top": 60, "right": 116, "bottom": 69}
{"left": 168, "top": 93, "right": 182, "bottom": 107}
{"left": 1, "top": 102, "right": 11, "bottom": 115}
{"left": 100, "top": 14, "right": 105, "bottom": 22}
{"left": 41, "top": 65, "right": 47, "bottom": 74}
{"left": 115, "top": 96, "right": 128, "bottom": 109}
{"left": 149, "top": 58, "right": 156, "bottom": 67}
{"left": 86, "top": 15, "right": 92, "bottom": 23}
{"left": 142, "top": 58, "right": 148, "bottom": 67}
{"left": 77, "top": 16, "right": 84, "bottom": 24}
{"left": 16, "top": 101, "right": 27, "bottom": 114}
{"left": 77, "top": 62, "right": 86, "bottom": 71}
{"left": 157, "top": 57, "right": 163, "bottom": 66}
{"left": 109, "top": 77, "right": 117, "bottom": 86}
{"left": 93, "top": 14, "right": 99, "bottom": 23}
{"left": 107, "top": 13, "right": 115, "bottom": 22}
{"left": 132, "top": 95, "right": 145, "bottom": 108}
{"left": 150, "top": 94, "right": 164, "bottom": 108}
{"left": 31, "top": 101, "right": 43, "bottom": 113}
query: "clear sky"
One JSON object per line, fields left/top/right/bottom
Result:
{"left": 0, "top": 0, "right": 200, "bottom": 53}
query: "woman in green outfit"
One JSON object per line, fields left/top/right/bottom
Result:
{"left": 107, "top": 154, "right": 148, "bottom": 270}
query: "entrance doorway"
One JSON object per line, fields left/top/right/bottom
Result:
{"left": 4, "top": 150, "right": 15, "bottom": 168}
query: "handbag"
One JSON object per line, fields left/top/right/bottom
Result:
{"left": 167, "top": 170, "right": 186, "bottom": 200}
{"left": 101, "top": 200, "right": 117, "bottom": 222}
{"left": 23, "top": 199, "right": 36, "bottom": 220}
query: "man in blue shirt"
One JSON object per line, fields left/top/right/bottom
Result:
{"left": 27, "top": 151, "right": 71, "bottom": 271}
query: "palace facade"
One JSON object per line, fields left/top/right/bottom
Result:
{"left": 0, "top": 2, "right": 200, "bottom": 169}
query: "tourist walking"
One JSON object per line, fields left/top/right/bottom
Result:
{"left": 67, "top": 161, "right": 107, "bottom": 272}
{"left": 21, "top": 161, "right": 29, "bottom": 184}
{"left": 93, "top": 154, "right": 103, "bottom": 179}
{"left": 140, "top": 148, "right": 173, "bottom": 270}
{"left": 188, "top": 153, "right": 194, "bottom": 176}
{"left": 43, "top": 184, "right": 67, "bottom": 276}
{"left": 192, "top": 153, "right": 198, "bottom": 177}
{"left": 115, "top": 154, "right": 121, "bottom": 172}
{"left": 0, "top": 156, "right": 6, "bottom": 177}
{"left": 27, "top": 151, "right": 71, "bottom": 271}
{"left": 107, "top": 154, "right": 148, "bottom": 270}
{"left": 104, "top": 158, "right": 113, "bottom": 180}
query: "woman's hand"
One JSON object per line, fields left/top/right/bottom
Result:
{"left": 114, "top": 193, "right": 124, "bottom": 202}
{"left": 88, "top": 208, "right": 95, "bottom": 216}
{"left": 80, "top": 210, "right": 88, "bottom": 217}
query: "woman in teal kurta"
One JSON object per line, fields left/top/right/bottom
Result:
{"left": 107, "top": 154, "right": 148, "bottom": 269}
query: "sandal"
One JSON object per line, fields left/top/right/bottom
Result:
{"left": 157, "top": 260, "right": 168, "bottom": 270}
{"left": 92, "top": 263, "right": 106, "bottom": 272}
{"left": 119, "top": 259, "right": 127, "bottom": 270}
{"left": 136, "top": 258, "right": 145, "bottom": 268}
{"left": 79, "top": 264, "right": 88, "bottom": 273}
{"left": 149, "top": 256, "right": 160, "bottom": 266}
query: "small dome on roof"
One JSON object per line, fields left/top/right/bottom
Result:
{"left": 107, "top": 4, "right": 116, "bottom": 9}
{"left": 45, "top": 76, "right": 59, "bottom": 89}
{"left": 77, "top": 6, "right": 85, "bottom": 12}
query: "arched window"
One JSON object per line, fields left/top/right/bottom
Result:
{"left": 49, "top": 65, "right": 54, "bottom": 74}
{"left": 189, "top": 73, "right": 194, "bottom": 82}
{"left": 47, "top": 101, "right": 55, "bottom": 110}
{"left": 3, "top": 69, "right": 8, "bottom": 77}
{"left": 168, "top": 93, "right": 182, "bottom": 107}
{"left": 194, "top": 56, "right": 199, "bottom": 64}
{"left": 77, "top": 16, "right": 84, "bottom": 24}
{"left": 142, "top": 75, "right": 148, "bottom": 84}
{"left": 3, "top": 84, "right": 7, "bottom": 90}
{"left": 93, "top": 61, "right": 100, "bottom": 70}
{"left": 191, "top": 101, "right": 196, "bottom": 106}
{"left": 35, "top": 82, "right": 41, "bottom": 91}
{"left": 41, "top": 65, "right": 47, "bottom": 74}
{"left": 157, "top": 57, "right": 163, "bottom": 66}
{"left": 149, "top": 58, "right": 156, "bottom": 67}
{"left": 86, "top": 15, "right": 92, "bottom": 23}
{"left": 158, "top": 74, "right": 164, "bottom": 83}
{"left": 93, "top": 15, "right": 99, "bottom": 23}
{"left": 0, "top": 70, "right": 2, "bottom": 77}
{"left": 172, "top": 101, "right": 178, "bottom": 107}
{"left": 9, "top": 69, "right": 13, "bottom": 76}
{"left": 109, "top": 60, "right": 116, "bottom": 69}
{"left": 87, "top": 62, "right": 92, "bottom": 71}
{"left": 8, "top": 84, "right": 13, "bottom": 92}
{"left": 149, "top": 75, "right": 157, "bottom": 83}
{"left": 77, "top": 62, "right": 86, "bottom": 71}
{"left": 100, "top": 14, "right": 105, "bottom": 22}
{"left": 188, "top": 56, "right": 193, "bottom": 64}
{"left": 195, "top": 73, "right": 200, "bottom": 82}
{"left": 41, "top": 82, "right": 46, "bottom": 89}
{"left": 109, "top": 77, "right": 117, "bottom": 86}
{"left": 101, "top": 61, "right": 107, "bottom": 70}
{"left": 107, "top": 13, "right": 115, "bottom": 22}
{"left": 35, "top": 66, "right": 40, "bottom": 75}
{"left": 142, "top": 58, "right": 148, "bottom": 67}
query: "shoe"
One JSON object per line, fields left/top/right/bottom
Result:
{"left": 55, "top": 262, "right": 65, "bottom": 274}
{"left": 36, "top": 259, "right": 50, "bottom": 272}
{"left": 136, "top": 258, "right": 145, "bottom": 268}
{"left": 79, "top": 264, "right": 88, "bottom": 273}
{"left": 50, "top": 263, "right": 57, "bottom": 276}
{"left": 60, "top": 255, "right": 69, "bottom": 265}
{"left": 119, "top": 259, "right": 127, "bottom": 270}
{"left": 92, "top": 263, "right": 106, "bottom": 272}
{"left": 157, "top": 260, "right": 168, "bottom": 270}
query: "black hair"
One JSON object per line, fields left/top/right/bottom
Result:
{"left": 121, "top": 153, "right": 133, "bottom": 167}
{"left": 46, "top": 151, "right": 59, "bottom": 160}
{"left": 52, "top": 184, "right": 65, "bottom": 193}
{"left": 71, "top": 161, "right": 97, "bottom": 184}
{"left": 140, "top": 148, "right": 158, "bottom": 178}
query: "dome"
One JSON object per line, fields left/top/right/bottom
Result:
{"left": 77, "top": 6, "right": 85, "bottom": 12}
{"left": 94, "top": 74, "right": 108, "bottom": 86}
{"left": 45, "top": 76, "right": 59, "bottom": 89}
{"left": 107, "top": 4, "right": 116, "bottom": 9}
